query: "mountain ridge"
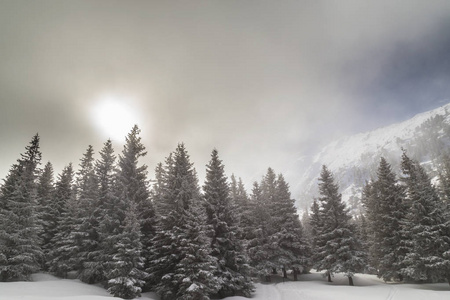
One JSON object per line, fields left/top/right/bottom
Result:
{"left": 293, "top": 102, "right": 450, "bottom": 212}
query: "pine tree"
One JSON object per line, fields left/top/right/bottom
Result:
{"left": 313, "top": 166, "right": 365, "bottom": 286}
{"left": 106, "top": 202, "right": 148, "bottom": 299}
{"left": 115, "top": 125, "right": 154, "bottom": 274}
{"left": 73, "top": 145, "right": 100, "bottom": 282}
{"left": 270, "top": 174, "right": 311, "bottom": 279}
{"left": 99, "top": 126, "right": 151, "bottom": 295}
{"left": 364, "top": 157, "right": 407, "bottom": 282}
{"left": 309, "top": 199, "right": 321, "bottom": 252}
{"left": 230, "top": 176, "right": 254, "bottom": 243}
{"left": 203, "top": 149, "right": 253, "bottom": 297}
{"left": 148, "top": 144, "right": 219, "bottom": 300}
{"left": 246, "top": 181, "right": 275, "bottom": 281}
{"left": 400, "top": 151, "right": 450, "bottom": 284}
{"left": 0, "top": 134, "right": 43, "bottom": 281}
{"left": 35, "top": 161, "right": 55, "bottom": 270}
{"left": 84, "top": 139, "right": 117, "bottom": 284}
{"left": 48, "top": 164, "right": 77, "bottom": 278}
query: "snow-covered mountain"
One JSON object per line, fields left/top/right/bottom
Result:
{"left": 293, "top": 102, "right": 450, "bottom": 213}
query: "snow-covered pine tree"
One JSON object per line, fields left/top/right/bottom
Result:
{"left": 99, "top": 126, "right": 151, "bottom": 294}
{"left": 36, "top": 161, "right": 55, "bottom": 270}
{"left": 360, "top": 181, "right": 376, "bottom": 270}
{"left": 73, "top": 145, "right": 100, "bottom": 283}
{"left": 148, "top": 144, "right": 219, "bottom": 300}
{"left": 353, "top": 213, "right": 370, "bottom": 274}
{"left": 115, "top": 125, "right": 154, "bottom": 273}
{"left": 364, "top": 157, "right": 407, "bottom": 282}
{"left": 0, "top": 134, "right": 43, "bottom": 281}
{"left": 106, "top": 201, "right": 148, "bottom": 299}
{"left": 246, "top": 181, "right": 275, "bottom": 281}
{"left": 203, "top": 149, "right": 253, "bottom": 298}
{"left": 400, "top": 151, "right": 450, "bottom": 284}
{"left": 230, "top": 175, "right": 254, "bottom": 243}
{"left": 313, "top": 165, "right": 365, "bottom": 286}
{"left": 270, "top": 174, "right": 311, "bottom": 279}
{"left": 48, "top": 164, "right": 78, "bottom": 278}
{"left": 309, "top": 199, "right": 321, "bottom": 252}
{"left": 83, "top": 139, "right": 117, "bottom": 284}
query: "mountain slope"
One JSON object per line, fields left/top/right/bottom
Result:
{"left": 294, "top": 102, "right": 450, "bottom": 212}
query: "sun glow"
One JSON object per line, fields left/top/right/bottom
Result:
{"left": 91, "top": 95, "right": 140, "bottom": 142}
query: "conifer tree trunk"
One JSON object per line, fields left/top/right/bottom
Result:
{"left": 348, "top": 276, "right": 354, "bottom": 286}
{"left": 327, "top": 273, "right": 332, "bottom": 282}
{"left": 282, "top": 267, "right": 287, "bottom": 278}
{"left": 293, "top": 268, "right": 298, "bottom": 281}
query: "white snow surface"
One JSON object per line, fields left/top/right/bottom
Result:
{"left": 1, "top": 272, "right": 449, "bottom": 300}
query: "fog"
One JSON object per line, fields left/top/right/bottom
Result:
{"left": 1, "top": 0, "right": 450, "bottom": 190}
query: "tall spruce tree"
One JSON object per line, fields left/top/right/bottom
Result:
{"left": 84, "top": 139, "right": 117, "bottom": 284}
{"left": 309, "top": 199, "right": 321, "bottom": 252}
{"left": 0, "top": 134, "right": 43, "bottom": 281}
{"left": 364, "top": 157, "right": 407, "bottom": 281}
{"left": 115, "top": 125, "right": 154, "bottom": 273}
{"left": 106, "top": 201, "right": 148, "bottom": 299}
{"left": 246, "top": 181, "right": 275, "bottom": 281}
{"left": 270, "top": 174, "right": 311, "bottom": 279}
{"left": 101, "top": 126, "right": 151, "bottom": 295}
{"left": 230, "top": 176, "right": 254, "bottom": 243}
{"left": 73, "top": 145, "right": 100, "bottom": 282}
{"left": 148, "top": 144, "right": 219, "bottom": 300}
{"left": 203, "top": 150, "right": 253, "bottom": 297}
{"left": 400, "top": 151, "right": 450, "bottom": 284}
{"left": 48, "top": 164, "right": 77, "bottom": 278}
{"left": 36, "top": 161, "right": 55, "bottom": 269}
{"left": 313, "top": 166, "right": 365, "bottom": 286}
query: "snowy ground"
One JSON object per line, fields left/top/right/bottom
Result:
{"left": 0, "top": 272, "right": 449, "bottom": 300}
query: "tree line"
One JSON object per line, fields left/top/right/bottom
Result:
{"left": 0, "top": 126, "right": 309, "bottom": 299}
{"left": 1, "top": 126, "right": 449, "bottom": 300}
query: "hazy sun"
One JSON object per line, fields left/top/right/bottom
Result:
{"left": 91, "top": 95, "right": 139, "bottom": 142}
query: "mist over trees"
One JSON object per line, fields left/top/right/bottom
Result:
{"left": 0, "top": 125, "right": 450, "bottom": 300}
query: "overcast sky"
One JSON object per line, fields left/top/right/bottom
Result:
{"left": 1, "top": 0, "right": 450, "bottom": 190}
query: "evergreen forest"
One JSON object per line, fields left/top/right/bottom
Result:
{"left": 1, "top": 126, "right": 449, "bottom": 300}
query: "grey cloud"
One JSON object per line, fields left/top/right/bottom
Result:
{"left": 1, "top": 0, "right": 450, "bottom": 190}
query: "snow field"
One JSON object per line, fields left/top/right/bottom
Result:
{"left": 1, "top": 272, "right": 448, "bottom": 300}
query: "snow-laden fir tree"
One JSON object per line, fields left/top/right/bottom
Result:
{"left": 363, "top": 157, "right": 407, "bottom": 281}
{"left": 360, "top": 182, "right": 375, "bottom": 269}
{"left": 148, "top": 144, "right": 219, "bottom": 300}
{"left": 269, "top": 174, "right": 311, "bottom": 279}
{"left": 203, "top": 149, "right": 253, "bottom": 298}
{"left": 73, "top": 145, "right": 100, "bottom": 283}
{"left": 106, "top": 201, "right": 148, "bottom": 299}
{"left": 230, "top": 175, "right": 254, "bottom": 244}
{"left": 101, "top": 126, "right": 150, "bottom": 295}
{"left": 36, "top": 161, "right": 55, "bottom": 270}
{"left": 48, "top": 164, "right": 78, "bottom": 278}
{"left": 0, "top": 134, "right": 43, "bottom": 281}
{"left": 114, "top": 125, "right": 154, "bottom": 274}
{"left": 400, "top": 151, "right": 450, "bottom": 284}
{"left": 83, "top": 139, "right": 117, "bottom": 284}
{"left": 313, "top": 165, "right": 365, "bottom": 286}
{"left": 309, "top": 199, "right": 321, "bottom": 251}
{"left": 246, "top": 181, "right": 275, "bottom": 281}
